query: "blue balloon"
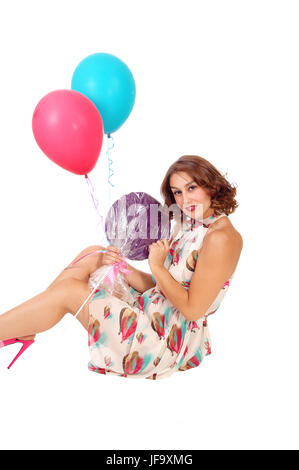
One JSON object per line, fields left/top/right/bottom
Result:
{"left": 71, "top": 53, "right": 136, "bottom": 134}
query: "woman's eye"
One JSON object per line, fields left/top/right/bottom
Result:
{"left": 174, "top": 185, "right": 196, "bottom": 196}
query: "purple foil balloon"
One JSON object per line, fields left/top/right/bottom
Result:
{"left": 105, "top": 192, "right": 171, "bottom": 260}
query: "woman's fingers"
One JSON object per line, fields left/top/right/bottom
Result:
{"left": 107, "top": 245, "right": 121, "bottom": 254}
{"left": 102, "top": 245, "right": 123, "bottom": 265}
{"left": 104, "top": 255, "right": 122, "bottom": 265}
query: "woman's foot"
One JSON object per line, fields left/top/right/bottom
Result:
{"left": 17, "top": 335, "right": 36, "bottom": 341}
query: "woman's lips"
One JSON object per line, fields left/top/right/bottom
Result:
{"left": 186, "top": 205, "right": 197, "bottom": 211}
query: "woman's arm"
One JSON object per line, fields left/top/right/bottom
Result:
{"left": 187, "top": 229, "right": 242, "bottom": 320}
{"left": 151, "top": 264, "right": 189, "bottom": 313}
{"left": 122, "top": 262, "right": 156, "bottom": 294}
{"left": 150, "top": 229, "right": 243, "bottom": 321}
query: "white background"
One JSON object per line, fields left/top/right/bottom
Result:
{"left": 0, "top": 0, "right": 298, "bottom": 451}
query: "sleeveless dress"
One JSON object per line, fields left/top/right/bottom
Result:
{"left": 88, "top": 212, "right": 233, "bottom": 380}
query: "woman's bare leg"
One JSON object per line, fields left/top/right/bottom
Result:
{"left": 1, "top": 241, "right": 122, "bottom": 343}
{"left": 0, "top": 278, "right": 92, "bottom": 342}
{"left": 0, "top": 246, "right": 104, "bottom": 342}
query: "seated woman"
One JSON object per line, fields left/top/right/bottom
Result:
{"left": 0, "top": 155, "right": 243, "bottom": 378}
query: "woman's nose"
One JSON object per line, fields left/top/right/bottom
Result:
{"left": 182, "top": 196, "right": 192, "bottom": 205}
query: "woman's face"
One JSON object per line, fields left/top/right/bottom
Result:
{"left": 169, "top": 171, "right": 213, "bottom": 219}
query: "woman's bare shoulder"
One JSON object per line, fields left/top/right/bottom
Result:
{"left": 205, "top": 216, "right": 243, "bottom": 250}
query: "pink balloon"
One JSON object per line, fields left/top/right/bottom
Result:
{"left": 32, "top": 89, "right": 104, "bottom": 175}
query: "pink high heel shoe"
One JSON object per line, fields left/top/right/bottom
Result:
{"left": 0, "top": 338, "right": 34, "bottom": 369}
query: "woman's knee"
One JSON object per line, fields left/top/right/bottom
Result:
{"left": 47, "top": 245, "right": 105, "bottom": 292}
{"left": 70, "top": 245, "right": 105, "bottom": 271}
{"left": 82, "top": 244, "right": 105, "bottom": 255}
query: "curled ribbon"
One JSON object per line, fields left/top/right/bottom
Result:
{"left": 104, "top": 260, "right": 133, "bottom": 287}
{"left": 84, "top": 174, "right": 109, "bottom": 245}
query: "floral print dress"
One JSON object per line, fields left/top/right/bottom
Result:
{"left": 88, "top": 212, "right": 233, "bottom": 380}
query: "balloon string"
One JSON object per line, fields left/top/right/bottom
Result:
{"left": 107, "top": 133, "right": 115, "bottom": 188}
{"left": 65, "top": 140, "right": 117, "bottom": 330}
{"left": 84, "top": 174, "right": 109, "bottom": 245}
{"left": 106, "top": 133, "right": 115, "bottom": 211}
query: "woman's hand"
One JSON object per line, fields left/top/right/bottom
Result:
{"left": 148, "top": 239, "right": 170, "bottom": 269}
{"left": 101, "top": 245, "right": 123, "bottom": 266}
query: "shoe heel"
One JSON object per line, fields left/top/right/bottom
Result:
{"left": 7, "top": 340, "right": 34, "bottom": 369}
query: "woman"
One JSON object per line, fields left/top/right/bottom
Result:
{"left": 0, "top": 155, "right": 242, "bottom": 378}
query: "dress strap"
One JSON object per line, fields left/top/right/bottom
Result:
{"left": 205, "top": 214, "right": 228, "bottom": 236}
{"left": 203, "top": 212, "right": 227, "bottom": 226}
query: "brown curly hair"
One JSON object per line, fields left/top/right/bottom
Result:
{"left": 160, "top": 155, "right": 238, "bottom": 221}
